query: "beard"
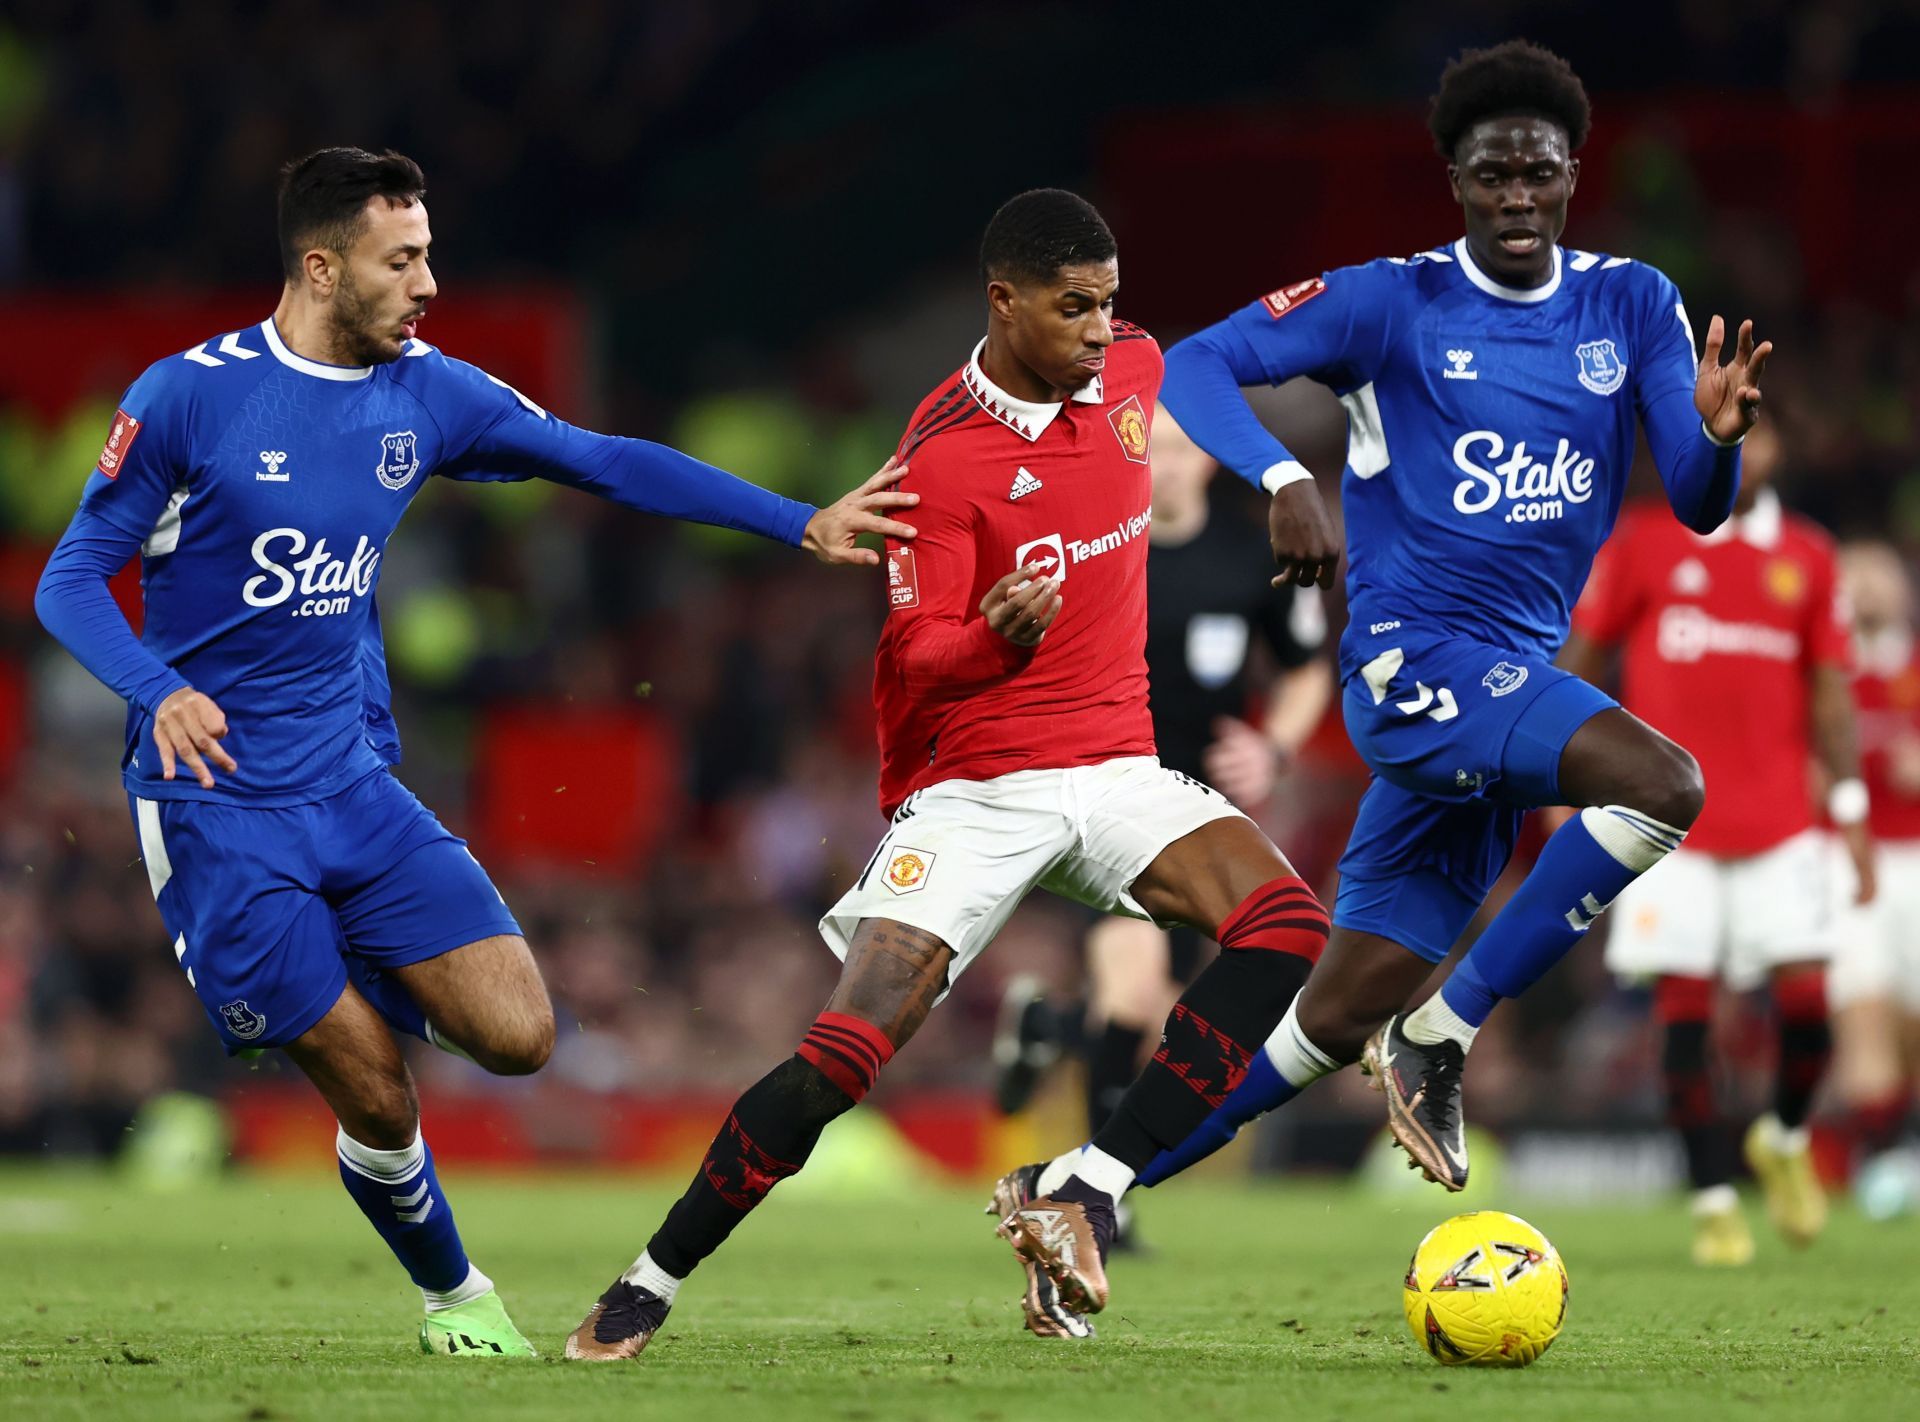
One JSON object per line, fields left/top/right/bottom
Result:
{"left": 329, "top": 269, "right": 405, "bottom": 366}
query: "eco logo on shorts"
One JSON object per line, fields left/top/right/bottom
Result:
{"left": 883, "top": 846, "right": 935, "bottom": 895}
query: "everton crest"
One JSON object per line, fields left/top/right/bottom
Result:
{"left": 220, "top": 999, "right": 268, "bottom": 1041}
{"left": 1574, "top": 339, "right": 1627, "bottom": 396}
{"left": 376, "top": 429, "right": 421, "bottom": 490}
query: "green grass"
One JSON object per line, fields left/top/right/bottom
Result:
{"left": 2, "top": 1166, "right": 1916, "bottom": 1421}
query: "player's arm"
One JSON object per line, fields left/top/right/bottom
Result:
{"left": 1162, "top": 271, "right": 1390, "bottom": 589}
{"left": 1634, "top": 278, "right": 1770, "bottom": 533}
{"left": 34, "top": 383, "right": 236, "bottom": 788}
{"left": 887, "top": 462, "right": 1057, "bottom": 695}
{"left": 1206, "top": 584, "right": 1332, "bottom": 805}
{"left": 1806, "top": 551, "right": 1875, "bottom": 903}
{"left": 430, "top": 363, "right": 915, "bottom": 564}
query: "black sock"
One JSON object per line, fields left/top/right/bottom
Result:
{"left": 1090, "top": 947, "right": 1313, "bottom": 1171}
{"left": 1774, "top": 1021, "right": 1832, "bottom": 1131}
{"left": 1663, "top": 1019, "right": 1738, "bottom": 1190}
{"left": 646, "top": 1056, "right": 853, "bottom": 1279}
{"left": 1085, "top": 1022, "right": 1146, "bottom": 1135}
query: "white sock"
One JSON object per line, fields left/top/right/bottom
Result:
{"left": 1402, "top": 993, "right": 1480, "bottom": 1050}
{"left": 422, "top": 1262, "right": 493, "bottom": 1313}
{"left": 1755, "top": 1112, "right": 1809, "bottom": 1156}
{"left": 335, "top": 1125, "right": 424, "bottom": 1182}
{"left": 1263, "top": 998, "right": 1342, "bottom": 1086}
{"left": 620, "top": 1249, "right": 682, "bottom": 1303}
{"left": 1692, "top": 1183, "right": 1739, "bottom": 1217}
{"left": 1036, "top": 1150, "right": 1080, "bottom": 1197}
{"left": 1067, "top": 1144, "right": 1136, "bottom": 1204}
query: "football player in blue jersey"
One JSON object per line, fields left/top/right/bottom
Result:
{"left": 1019, "top": 41, "right": 1773, "bottom": 1221}
{"left": 33, "top": 146, "right": 918, "bottom": 1356}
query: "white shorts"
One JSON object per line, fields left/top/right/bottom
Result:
{"left": 820, "top": 756, "right": 1245, "bottom": 989}
{"left": 1829, "top": 838, "right": 1920, "bottom": 1010}
{"left": 1604, "top": 828, "right": 1835, "bottom": 991}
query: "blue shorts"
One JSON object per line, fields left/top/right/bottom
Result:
{"left": 131, "top": 768, "right": 522, "bottom": 1053}
{"left": 1333, "top": 634, "right": 1615, "bottom": 963}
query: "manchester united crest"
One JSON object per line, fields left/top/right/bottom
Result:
{"left": 882, "top": 846, "right": 935, "bottom": 895}
{"left": 1765, "top": 557, "right": 1807, "bottom": 606}
{"left": 1109, "top": 394, "right": 1150, "bottom": 464}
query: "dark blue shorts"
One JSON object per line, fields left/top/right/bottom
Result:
{"left": 1333, "top": 635, "right": 1615, "bottom": 963}
{"left": 131, "top": 769, "right": 522, "bottom": 1053}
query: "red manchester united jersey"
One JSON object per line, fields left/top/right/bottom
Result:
{"left": 1572, "top": 490, "right": 1850, "bottom": 855}
{"left": 872, "top": 325, "right": 1162, "bottom": 815}
{"left": 1854, "top": 632, "right": 1920, "bottom": 841}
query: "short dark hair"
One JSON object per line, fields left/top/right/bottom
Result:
{"left": 979, "top": 188, "right": 1116, "bottom": 287}
{"left": 1428, "top": 40, "right": 1591, "bottom": 160}
{"left": 276, "top": 147, "right": 427, "bottom": 281}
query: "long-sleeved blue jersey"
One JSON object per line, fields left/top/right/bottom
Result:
{"left": 1160, "top": 240, "right": 1741, "bottom": 680}
{"left": 36, "top": 318, "right": 816, "bottom": 805}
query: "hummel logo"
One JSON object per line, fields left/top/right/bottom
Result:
{"left": 1442, "top": 349, "right": 1478, "bottom": 381}
{"left": 257, "top": 450, "right": 290, "bottom": 482}
{"left": 1009, "top": 467, "right": 1043, "bottom": 501}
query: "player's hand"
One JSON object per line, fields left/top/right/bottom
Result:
{"left": 803, "top": 457, "right": 920, "bottom": 567}
{"left": 981, "top": 565, "right": 1062, "bottom": 647}
{"left": 1203, "top": 716, "right": 1286, "bottom": 807}
{"left": 1695, "top": 315, "right": 1773, "bottom": 444}
{"left": 152, "top": 687, "right": 237, "bottom": 789}
{"left": 1268, "top": 481, "right": 1341, "bottom": 589}
{"left": 1843, "top": 822, "right": 1878, "bottom": 906}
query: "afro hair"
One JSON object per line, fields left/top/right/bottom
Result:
{"left": 1428, "top": 40, "right": 1591, "bottom": 160}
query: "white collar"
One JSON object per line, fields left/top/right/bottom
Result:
{"left": 1697, "top": 485, "right": 1783, "bottom": 549}
{"left": 1453, "top": 237, "right": 1563, "bottom": 303}
{"left": 963, "top": 338, "right": 1103, "bottom": 442}
{"left": 260, "top": 318, "right": 373, "bottom": 382}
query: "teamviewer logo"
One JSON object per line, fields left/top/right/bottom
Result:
{"left": 1013, "top": 533, "right": 1068, "bottom": 583}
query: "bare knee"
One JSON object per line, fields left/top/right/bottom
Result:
{"left": 467, "top": 1000, "right": 556, "bottom": 1076}
{"left": 1562, "top": 712, "right": 1705, "bottom": 829}
{"left": 1629, "top": 739, "right": 1705, "bottom": 829}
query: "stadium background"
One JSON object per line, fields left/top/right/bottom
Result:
{"left": 1, "top": 1, "right": 1917, "bottom": 1194}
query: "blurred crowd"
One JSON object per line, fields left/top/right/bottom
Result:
{"left": 3, "top": 4, "right": 1919, "bottom": 1162}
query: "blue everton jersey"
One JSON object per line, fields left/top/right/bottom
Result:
{"left": 41, "top": 318, "right": 813, "bottom": 806}
{"left": 1161, "top": 240, "right": 1739, "bottom": 681}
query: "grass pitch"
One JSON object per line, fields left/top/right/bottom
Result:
{"left": 3, "top": 1165, "right": 1915, "bottom": 1421}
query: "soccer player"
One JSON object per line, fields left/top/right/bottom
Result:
{"left": 1829, "top": 542, "right": 1920, "bottom": 1216}
{"left": 1099, "top": 39, "right": 1773, "bottom": 1193}
{"left": 563, "top": 190, "right": 1330, "bottom": 1357}
{"left": 33, "top": 147, "right": 917, "bottom": 1357}
{"left": 1561, "top": 424, "right": 1868, "bottom": 1264}
{"left": 992, "top": 409, "right": 1330, "bottom": 1206}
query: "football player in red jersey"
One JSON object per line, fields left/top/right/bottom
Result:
{"left": 1561, "top": 424, "right": 1871, "bottom": 1264}
{"left": 1828, "top": 542, "right": 1920, "bottom": 1215}
{"left": 564, "top": 191, "right": 1329, "bottom": 1357}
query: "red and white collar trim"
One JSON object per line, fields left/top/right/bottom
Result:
{"left": 963, "top": 338, "right": 1103, "bottom": 442}
{"left": 1697, "top": 485, "right": 1782, "bottom": 549}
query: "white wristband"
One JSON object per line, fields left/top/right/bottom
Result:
{"left": 1260, "top": 460, "right": 1315, "bottom": 495}
{"left": 1701, "top": 419, "right": 1747, "bottom": 449}
{"left": 1829, "top": 777, "right": 1870, "bottom": 826}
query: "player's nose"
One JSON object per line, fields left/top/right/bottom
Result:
{"left": 412, "top": 261, "right": 439, "bottom": 302}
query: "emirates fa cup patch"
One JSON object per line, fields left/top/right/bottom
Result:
{"left": 1260, "top": 277, "right": 1326, "bottom": 318}
{"left": 1108, "top": 394, "right": 1150, "bottom": 464}
{"left": 97, "top": 409, "right": 143, "bottom": 479}
{"left": 887, "top": 545, "right": 920, "bottom": 609}
{"left": 882, "top": 846, "right": 935, "bottom": 895}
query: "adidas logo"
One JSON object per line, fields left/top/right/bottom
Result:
{"left": 1009, "top": 467, "right": 1043, "bottom": 501}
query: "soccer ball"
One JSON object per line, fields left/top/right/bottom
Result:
{"left": 1401, "top": 1210, "right": 1568, "bottom": 1367}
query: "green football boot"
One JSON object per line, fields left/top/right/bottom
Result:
{"left": 419, "top": 1289, "right": 537, "bottom": 1358}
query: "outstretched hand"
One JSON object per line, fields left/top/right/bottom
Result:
{"left": 1695, "top": 315, "right": 1773, "bottom": 444}
{"left": 803, "top": 457, "right": 920, "bottom": 566}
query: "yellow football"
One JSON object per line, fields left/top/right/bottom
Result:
{"left": 1402, "top": 1210, "right": 1568, "bottom": 1367}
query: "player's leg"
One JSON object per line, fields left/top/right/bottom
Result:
{"left": 391, "top": 934, "right": 554, "bottom": 1075}
{"left": 1130, "top": 786, "right": 1495, "bottom": 1189}
{"left": 565, "top": 917, "right": 947, "bottom": 1359}
{"left": 569, "top": 774, "right": 1069, "bottom": 1357}
{"left": 1651, "top": 974, "right": 1753, "bottom": 1265}
{"left": 1083, "top": 917, "right": 1175, "bottom": 1135}
{"left": 1380, "top": 693, "right": 1698, "bottom": 1187}
{"left": 281, "top": 985, "right": 532, "bottom": 1355}
{"left": 1001, "top": 765, "right": 1328, "bottom": 1315}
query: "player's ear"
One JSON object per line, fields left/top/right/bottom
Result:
{"left": 1565, "top": 156, "right": 1580, "bottom": 195}
{"left": 1445, "top": 163, "right": 1464, "bottom": 205}
{"left": 301, "top": 247, "right": 336, "bottom": 296}
{"left": 985, "top": 277, "right": 1019, "bottom": 324}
